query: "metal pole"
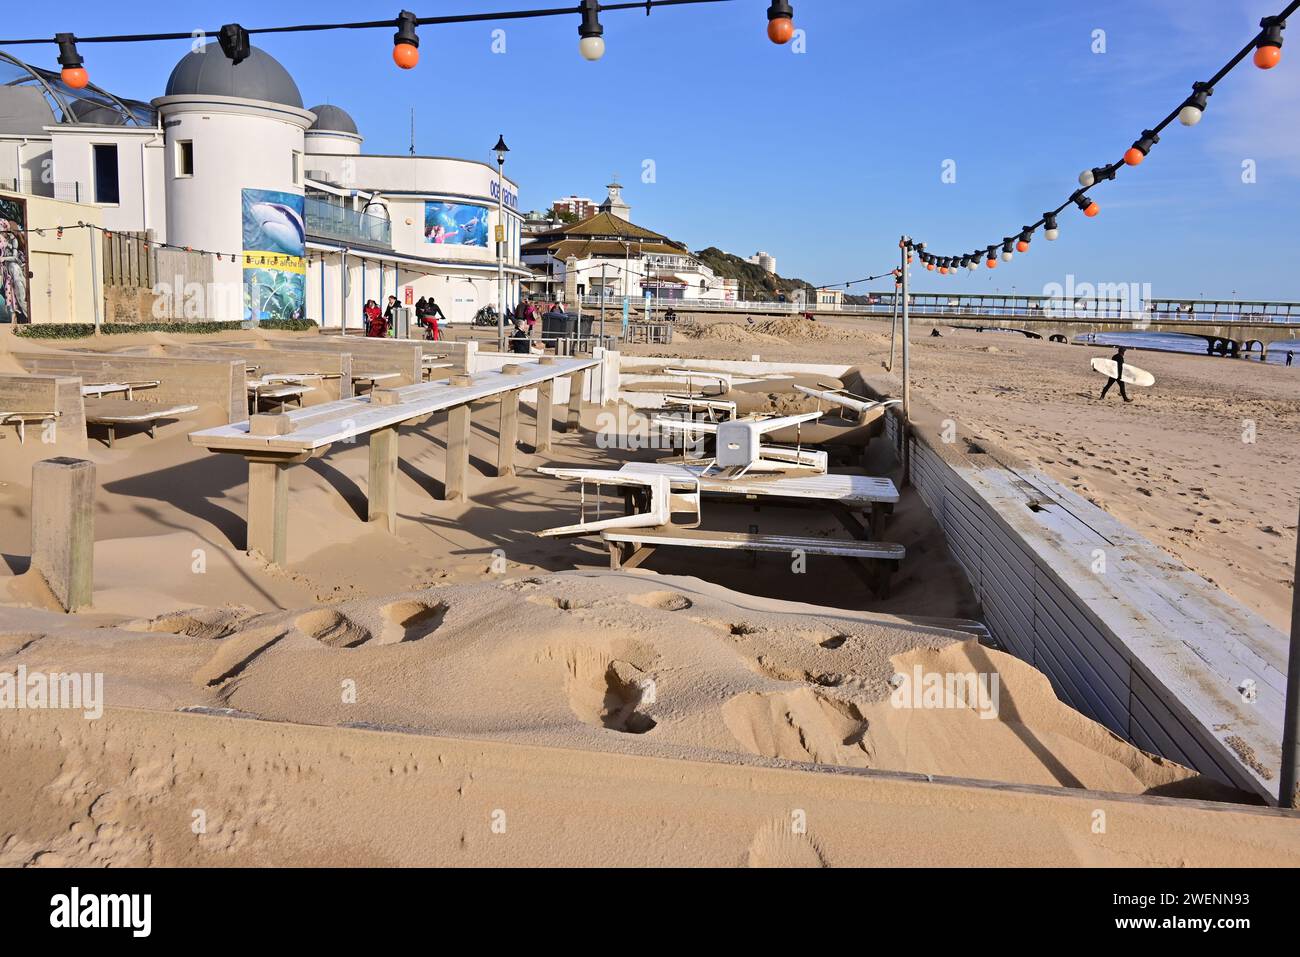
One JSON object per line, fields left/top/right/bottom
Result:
{"left": 497, "top": 158, "right": 505, "bottom": 352}
{"left": 89, "top": 224, "right": 102, "bottom": 334}
{"left": 1280, "top": 501, "right": 1300, "bottom": 808}
{"left": 900, "top": 238, "right": 912, "bottom": 487}
{"left": 887, "top": 280, "right": 899, "bottom": 372}
{"left": 601, "top": 261, "right": 607, "bottom": 346}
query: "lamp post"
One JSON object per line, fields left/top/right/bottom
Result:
{"left": 493, "top": 134, "right": 509, "bottom": 351}
{"left": 1281, "top": 505, "right": 1300, "bottom": 808}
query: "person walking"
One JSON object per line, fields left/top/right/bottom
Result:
{"left": 383, "top": 295, "right": 400, "bottom": 337}
{"left": 509, "top": 318, "right": 533, "bottom": 354}
{"left": 1287, "top": 350, "right": 1294, "bottom": 367}
{"left": 1100, "top": 346, "right": 1134, "bottom": 403}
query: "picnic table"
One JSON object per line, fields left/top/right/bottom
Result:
{"left": 85, "top": 398, "right": 199, "bottom": 446}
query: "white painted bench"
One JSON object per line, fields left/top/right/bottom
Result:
{"left": 602, "top": 527, "right": 905, "bottom": 596}
{"left": 190, "top": 357, "right": 596, "bottom": 564}
{"left": 0, "top": 410, "right": 57, "bottom": 444}
{"left": 85, "top": 398, "right": 199, "bottom": 447}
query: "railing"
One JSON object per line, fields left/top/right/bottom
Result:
{"left": 1, "top": 177, "right": 89, "bottom": 203}
{"left": 304, "top": 197, "right": 392, "bottom": 248}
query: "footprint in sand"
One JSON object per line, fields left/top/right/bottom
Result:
{"left": 747, "top": 819, "right": 826, "bottom": 868}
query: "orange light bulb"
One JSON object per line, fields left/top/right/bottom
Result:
{"left": 61, "top": 66, "right": 89, "bottom": 89}
{"left": 1124, "top": 147, "right": 1145, "bottom": 166}
{"left": 768, "top": 18, "right": 795, "bottom": 44}
{"left": 1016, "top": 241, "right": 1029, "bottom": 253}
{"left": 1255, "top": 45, "right": 1282, "bottom": 69}
{"left": 393, "top": 43, "right": 420, "bottom": 69}
{"left": 1084, "top": 202, "right": 1100, "bottom": 218}
{"left": 986, "top": 259, "right": 997, "bottom": 269}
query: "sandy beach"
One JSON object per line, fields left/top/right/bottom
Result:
{"left": 1, "top": 323, "right": 1297, "bottom": 866}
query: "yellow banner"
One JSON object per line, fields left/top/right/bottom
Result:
{"left": 242, "top": 253, "right": 306, "bottom": 273}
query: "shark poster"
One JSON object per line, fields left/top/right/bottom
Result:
{"left": 242, "top": 188, "right": 306, "bottom": 324}
{"left": 424, "top": 201, "right": 489, "bottom": 247}
{"left": 0, "top": 195, "right": 30, "bottom": 325}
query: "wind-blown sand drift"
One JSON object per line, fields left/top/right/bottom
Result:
{"left": 5, "top": 572, "right": 1293, "bottom": 866}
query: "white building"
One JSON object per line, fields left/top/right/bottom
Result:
{"left": 0, "top": 44, "right": 526, "bottom": 328}
{"left": 521, "top": 211, "right": 738, "bottom": 304}
{"left": 747, "top": 250, "right": 777, "bottom": 275}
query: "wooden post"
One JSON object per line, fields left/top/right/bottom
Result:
{"left": 246, "top": 414, "right": 292, "bottom": 563}
{"left": 564, "top": 370, "right": 586, "bottom": 433}
{"left": 445, "top": 403, "right": 472, "bottom": 502}
{"left": 368, "top": 427, "right": 400, "bottom": 532}
{"left": 30, "top": 457, "right": 95, "bottom": 612}
{"left": 247, "top": 459, "right": 289, "bottom": 564}
{"left": 536, "top": 379, "right": 554, "bottom": 453}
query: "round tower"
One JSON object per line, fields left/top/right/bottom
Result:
{"left": 152, "top": 44, "right": 314, "bottom": 322}
{"left": 305, "top": 105, "right": 363, "bottom": 156}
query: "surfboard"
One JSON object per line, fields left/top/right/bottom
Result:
{"left": 1091, "top": 357, "right": 1155, "bottom": 387}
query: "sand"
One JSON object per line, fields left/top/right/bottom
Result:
{"left": 1, "top": 326, "right": 1297, "bottom": 867}
{"left": 628, "top": 313, "right": 1300, "bottom": 632}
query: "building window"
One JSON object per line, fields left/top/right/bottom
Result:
{"left": 176, "top": 140, "right": 194, "bottom": 177}
{"left": 292, "top": 151, "right": 303, "bottom": 186}
{"left": 92, "top": 144, "right": 119, "bottom": 205}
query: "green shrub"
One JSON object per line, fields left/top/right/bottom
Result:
{"left": 13, "top": 317, "right": 318, "bottom": 339}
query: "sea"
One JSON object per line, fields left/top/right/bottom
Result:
{"left": 1073, "top": 330, "right": 1300, "bottom": 368}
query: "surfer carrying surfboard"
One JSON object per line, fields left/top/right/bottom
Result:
{"left": 1100, "top": 347, "right": 1134, "bottom": 403}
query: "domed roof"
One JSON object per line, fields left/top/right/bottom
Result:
{"left": 165, "top": 44, "right": 303, "bottom": 108}
{"left": 0, "top": 85, "right": 56, "bottom": 134}
{"left": 308, "top": 104, "right": 358, "bottom": 135}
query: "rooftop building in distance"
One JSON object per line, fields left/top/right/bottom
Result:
{"left": 747, "top": 250, "right": 777, "bottom": 275}
{"left": 550, "top": 195, "right": 597, "bottom": 221}
{"left": 521, "top": 210, "right": 737, "bottom": 303}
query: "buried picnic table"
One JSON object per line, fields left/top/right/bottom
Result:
{"left": 188, "top": 357, "right": 596, "bottom": 564}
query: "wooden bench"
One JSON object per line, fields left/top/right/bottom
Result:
{"left": 189, "top": 357, "right": 595, "bottom": 564}
{"left": 601, "top": 527, "right": 905, "bottom": 597}
{"left": 0, "top": 374, "right": 85, "bottom": 451}
{"left": 85, "top": 398, "right": 200, "bottom": 447}
{"left": 0, "top": 410, "right": 58, "bottom": 445}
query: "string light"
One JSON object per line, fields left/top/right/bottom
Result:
{"left": 1256, "top": 15, "right": 1286, "bottom": 68}
{"left": 767, "top": 1, "right": 795, "bottom": 45}
{"left": 218, "top": 23, "right": 251, "bottom": 64}
{"left": 1000, "top": 238, "right": 1014, "bottom": 263}
{"left": 55, "top": 33, "right": 87, "bottom": 88}
{"left": 905, "top": 4, "right": 1293, "bottom": 279}
{"left": 393, "top": 10, "right": 420, "bottom": 68}
{"left": 1179, "top": 81, "right": 1213, "bottom": 126}
{"left": 1123, "top": 129, "right": 1158, "bottom": 166}
{"left": 578, "top": 0, "right": 606, "bottom": 61}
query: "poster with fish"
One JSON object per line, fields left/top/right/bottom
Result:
{"left": 0, "top": 195, "right": 31, "bottom": 325}
{"left": 424, "top": 201, "right": 489, "bottom": 247}
{"left": 242, "top": 188, "right": 306, "bottom": 324}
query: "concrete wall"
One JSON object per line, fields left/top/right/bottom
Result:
{"left": 0, "top": 373, "right": 87, "bottom": 454}
{"left": 160, "top": 344, "right": 354, "bottom": 400}
{"left": 11, "top": 352, "right": 245, "bottom": 423}
{"left": 264, "top": 336, "right": 422, "bottom": 385}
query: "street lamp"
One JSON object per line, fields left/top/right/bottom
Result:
{"left": 493, "top": 135, "right": 509, "bottom": 349}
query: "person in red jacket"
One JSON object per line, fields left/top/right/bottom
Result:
{"left": 363, "top": 299, "right": 385, "bottom": 338}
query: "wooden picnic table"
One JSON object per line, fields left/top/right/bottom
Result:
{"left": 191, "top": 357, "right": 597, "bottom": 564}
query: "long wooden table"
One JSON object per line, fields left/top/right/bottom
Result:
{"left": 189, "top": 357, "right": 595, "bottom": 564}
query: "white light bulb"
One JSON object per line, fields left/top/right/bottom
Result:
{"left": 967, "top": 261, "right": 977, "bottom": 271}
{"left": 1044, "top": 228, "right": 1059, "bottom": 241}
{"left": 1078, "top": 169, "right": 1095, "bottom": 188}
{"left": 579, "top": 36, "right": 605, "bottom": 61}
{"left": 1179, "top": 105, "right": 1203, "bottom": 126}
{"left": 1001, "top": 251, "right": 1013, "bottom": 262}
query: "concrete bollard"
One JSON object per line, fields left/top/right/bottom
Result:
{"left": 30, "top": 457, "right": 95, "bottom": 612}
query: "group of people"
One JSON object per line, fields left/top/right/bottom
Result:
{"left": 361, "top": 295, "right": 447, "bottom": 340}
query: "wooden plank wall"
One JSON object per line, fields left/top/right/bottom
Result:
{"left": 885, "top": 411, "right": 1285, "bottom": 802}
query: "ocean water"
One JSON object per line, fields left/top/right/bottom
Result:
{"left": 1074, "top": 330, "right": 1300, "bottom": 368}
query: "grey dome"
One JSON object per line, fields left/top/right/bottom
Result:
{"left": 0, "top": 86, "right": 56, "bottom": 134}
{"left": 68, "top": 98, "right": 129, "bottom": 126}
{"left": 165, "top": 44, "right": 303, "bottom": 108}
{"left": 308, "top": 104, "right": 358, "bottom": 135}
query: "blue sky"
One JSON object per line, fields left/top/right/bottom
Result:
{"left": 6, "top": 0, "right": 1298, "bottom": 299}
